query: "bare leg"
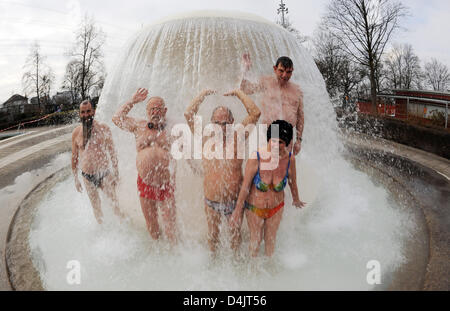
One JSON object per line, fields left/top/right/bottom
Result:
{"left": 263, "top": 206, "right": 284, "bottom": 257}
{"left": 245, "top": 209, "right": 264, "bottom": 257}
{"left": 139, "top": 196, "right": 160, "bottom": 240}
{"left": 226, "top": 214, "right": 241, "bottom": 254}
{"left": 101, "top": 174, "right": 124, "bottom": 219}
{"left": 205, "top": 203, "right": 221, "bottom": 255}
{"left": 159, "top": 196, "right": 177, "bottom": 245}
{"left": 83, "top": 178, "right": 103, "bottom": 224}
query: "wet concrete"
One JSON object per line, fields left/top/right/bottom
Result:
{"left": 344, "top": 136, "right": 449, "bottom": 291}
{"left": 0, "top": 125, "right": 75, "bottom": 291}
{"left": 0, "top": 125, "right": 75, "bottom": 189}
{"left": 1, "top": 129, "right": 449, "bottom": 290}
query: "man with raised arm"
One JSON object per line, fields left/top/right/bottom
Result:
{"left": 184, "top": 89, "right": 260, "bottom": 255}
{"left": 112, "top": 88, "right": 177, "bottom": 245}
{"left": 72, "top": 100, "right": 123, "bottom": 224}
{"left": 240, "top": 54, "right": 304, "bottom": 155}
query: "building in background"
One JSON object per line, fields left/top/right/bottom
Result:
{"left": 392, "top": 90, "right": 450, "bottom": 120}
{"left": 0, "top": 95, "right": 29, "bottom": 124}
{"left": 357, "top": 90, "right": 450, "bottom": 127}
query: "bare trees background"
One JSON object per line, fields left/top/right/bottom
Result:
{"left": 63, "top": 15, "right": 106, "bottom": 102}
{"left": 322, "top": 0, "right": 407, "bottom": 114}
{"left": 382, "top": 44, "right": 423, "bottom": 91}
{"left": 22, "top": 42, "right": 55, "bottom": 107}
{"left": 424, "top": 59, "right": 450, "bottom": 92}
{"left": 313, "top": 28, "right": 365, "bottom": 107}
{"left": 311, "top": 0, "right": 450, "bottom": 116}
{"left": 19, "top": 15, "right": 105, "bottom": 112}
{"left": 16, "top": 2, "right": 450, "bottom": 115}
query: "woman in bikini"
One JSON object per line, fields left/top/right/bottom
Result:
{"left": 231, "top": 120, "right": 306, "bottom": 257}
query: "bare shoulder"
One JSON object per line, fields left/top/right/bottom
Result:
{"left": 97, "top": 122, "right": 112, "bottom": 132}
{"left": 72, "top": 125, "right": 82, "bottom": 138}
{"left": 289, "top": 81, "right": 302, "bottom": 94}
{"left": 260, "top": 75, "right": 272, "bottom": 85}
{"left": 245, "top": 153, "right": 259, "bottom": 174}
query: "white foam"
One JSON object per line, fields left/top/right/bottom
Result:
{"left": 26, "top": 13, "right": 418, "bottom": 290}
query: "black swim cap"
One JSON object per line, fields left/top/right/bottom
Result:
{"left": 267, "top": 120, "right": 293, "bottom": 146}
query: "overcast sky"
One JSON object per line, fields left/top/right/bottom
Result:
{"left": 0, "top": 0, "right": 449, "bottom": 103}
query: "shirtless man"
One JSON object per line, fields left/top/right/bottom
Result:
{"left": 112, "top": 88, "right": 177, "bottom": 244}
{"left": 240, "top": 55, "right": 304, "bottom": 155}
{"left": 184, "top": 89, "right": 260, "bottom": 255}
{"left": 72, "top": 100, "right": 122, "bottom": 224}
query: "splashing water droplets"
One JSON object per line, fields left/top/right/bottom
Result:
{"left": 28, "top": 11, "right": 418, "bottom": 290}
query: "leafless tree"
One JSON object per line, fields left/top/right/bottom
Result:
{"left": 62, "top": 60, "right": 82, "bottom": 105}
{"left": 65, "top": 15, "right": 106, "bottom": 101}
{"left": 22, "top": 42, "right": 54, "bottom": 107}
{"left": 324, "top": 0, "right": 407, "bottom": 114}
{"left": 383, "top": 43, "right": 422, "bottom": 91}
{"left": 313, "top": 28, "right": 365, "bottom": 105}
{"left": 40, "top": 69, "right": 55, "bottom": 104}
{"left": 424, "top": 58, "right": 450, "bottom": 91}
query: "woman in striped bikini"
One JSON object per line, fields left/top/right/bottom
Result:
{"left": 231, "top": 120, "right": 306, "bottom": 257}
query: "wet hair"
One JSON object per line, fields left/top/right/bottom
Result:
{"left": 211, "top": 106, "right": 234, "bottom": 122}
{"left": 275, "top": 56, "right": 293, "bottom": 69}
{"left": 267, "top": 120, "right": 293, "bottom": 146}
{"left": 80, "top": 100, "right": 95, "bottom": 110}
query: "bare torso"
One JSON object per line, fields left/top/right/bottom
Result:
{"left": 247, "top": 150, "right": 291, "bottom": 209}
{"left": 74, "top": 121, "right": 111, "bottom": 174}
{"left": 134, "top": 121, "right": 172, "bottom": 185}
{"left": 260, "top": 76, "right": 302, "bottom": 127}
{"left": 202, "top": 135, "right": 244, "bottom": 203}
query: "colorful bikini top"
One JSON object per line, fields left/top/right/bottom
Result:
{"left": 253, "top": 151, "right": 291, "bottom": 192}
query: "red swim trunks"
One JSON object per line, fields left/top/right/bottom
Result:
{"left": 137, "top": 176, "right": 175, "bottom": 201}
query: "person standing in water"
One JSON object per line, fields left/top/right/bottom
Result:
{"left": 231, "top": 120, "right": 306, "bottom": 257}
{"left": 240, "top": 54, "right": 304, "bottom": 155}
{"left": 184, "top": 88, "right": 260, "bottom": 255}
{"left": 112, "top": 88, "right": 177, "bottom": 245}
{"left": 71, "top": 100, "right": 123, "bottom": 224}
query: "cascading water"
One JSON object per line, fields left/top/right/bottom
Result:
{"left": 28, "top": 11, "right": 418, "bottom": 290}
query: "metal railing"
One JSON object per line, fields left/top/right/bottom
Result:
{"left": 377, "top": 94, "right": 449, "bottom": 129}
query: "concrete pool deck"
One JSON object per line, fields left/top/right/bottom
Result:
{"left": 0, "top": 126, "right": 448, "bottom": 290}
{"left": 0, "top": 124, "right": 76, "bottom": 290}
{"left": 343, "top": 131, "right": 449, "bottom": 290}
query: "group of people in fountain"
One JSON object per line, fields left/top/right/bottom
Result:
{"left": 71, "top": 54, "right": 305, "bottom": 258}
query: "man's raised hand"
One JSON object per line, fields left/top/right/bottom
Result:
{"left": 131, "top": 88, "right": 149, "bottom": 104}
{"left": 241, "top": 53, "right": 252, "bottom": 72}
